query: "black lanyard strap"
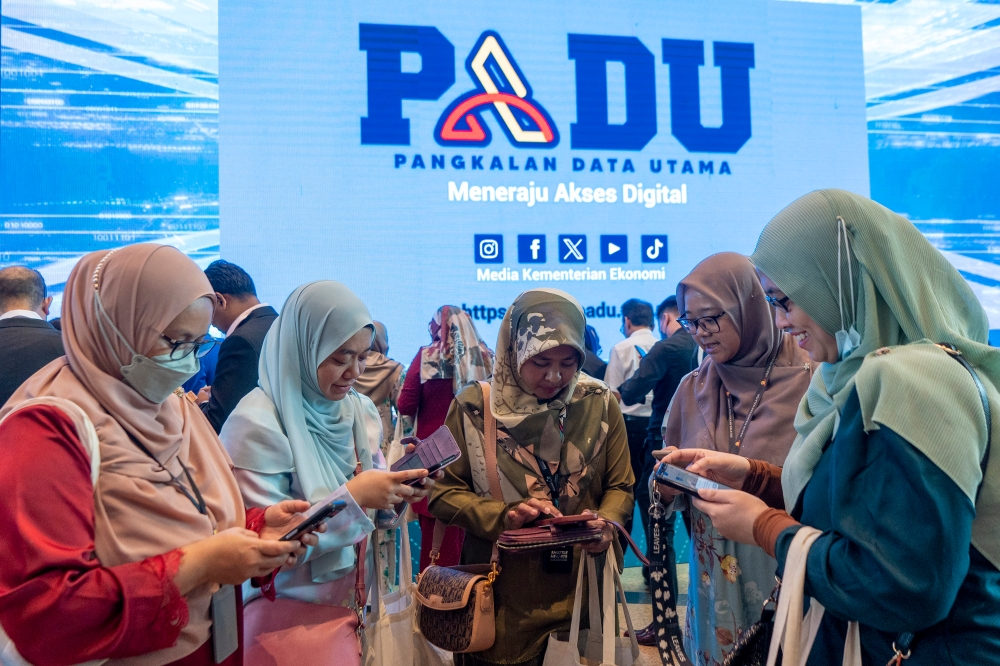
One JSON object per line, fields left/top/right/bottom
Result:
{"left": 533, "top": 455, "right": 566, "bottom": 509}
{"left": 725, "top": 343, "right": 780, "bottom": 454}
{"left": 127, "top": 432, "right": 208, "bottom": 516}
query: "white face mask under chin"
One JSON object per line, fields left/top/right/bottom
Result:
{"left": 835, "top": 216, "right": 860, "bottom": 361}
{"left": 120, "top": 351, "right": 201, "bottom": 404}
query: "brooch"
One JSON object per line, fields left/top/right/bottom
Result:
{"left": 874, "top": 347, "right": 891, "bottom": 356}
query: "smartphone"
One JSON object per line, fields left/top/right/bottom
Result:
{"left": 390, "top": 425, "right": 462, "bottom": 486}
{"left": 654, "top": 463, "right": 731, "bottom": 497}
{"left": 279, "top": 497, "right": 348, "bottom": 541}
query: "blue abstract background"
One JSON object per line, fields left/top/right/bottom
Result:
{"left": 2, "top": 0, "right": 999, "bottom": 325}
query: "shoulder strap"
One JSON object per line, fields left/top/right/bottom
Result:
{"left": 478, "top": 381, "right": 504, "bottom": 502}
{"left": 937, "top": 344, "right": 992, "bottom": 501}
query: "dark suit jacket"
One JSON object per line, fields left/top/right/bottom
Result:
{"left": 618, "top": 328, "right": 698, "bottom": 443}
{"left": 201, "top": 305, "right": 278, "bottom": 433}
{"left": 0, "top": 317, "right": 65, "bottom": 406}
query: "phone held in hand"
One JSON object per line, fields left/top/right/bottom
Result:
{"left": 390, "top": 425, "right": 462, "bottom": 486}
{"left": 654, "top": 463, "right": 731, "bottom": 497}
{"left": 279, "top": 496, "right": 348, "bottom": 542}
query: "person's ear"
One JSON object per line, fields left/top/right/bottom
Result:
{"left": 40, "top": 296, "right": 53, "bottom": 317}
{"left": 215, "top": 292, "right": 227, "bottom": 312}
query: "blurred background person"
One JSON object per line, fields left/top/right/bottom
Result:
{"left": 655, "top": 252, "right": 812, "bottom": 665}
{"left": 0, "top": 266, "right": 63, "bottom": 406}
{"left": 199, "top": 260, "right": 278, "bottom": 433}
{"left": 581, "top": 324, "right": 607, "bottom": 380}
{"left": 354, "top": 321, "right": 405, "bottom": 459}
{"left": 618, "top": 294, "right": 698, "bottom": 644}
{"left": 605, "top": 298, "right": 657, "bottom": 532}
{"left": 398, "top": 304, "right": 494, "bottom": 570}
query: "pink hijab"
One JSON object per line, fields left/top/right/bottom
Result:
{"left": 1, "top": 244, "right": 245, "bottom": 666}
{"left": 664, "top": 253, "right": 813, "bottom": 465}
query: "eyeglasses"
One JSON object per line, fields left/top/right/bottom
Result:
{"left": 764, "top": 294, "right": 791, "bottom": 313}
{"left": 161, "top": 335, "right": 217, "bottom": 360}
{"left": 676, "top": 312, "right": 726, "bottom": 334}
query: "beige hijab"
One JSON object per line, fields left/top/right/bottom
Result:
{"left": 1, "top": 244, "right": 245, "bottom": 666}
{"left": 354, "top": 321, "right": 403, "bottom": 406}
{"left": 665, "top": 253, "right": 813, "bottom": 465}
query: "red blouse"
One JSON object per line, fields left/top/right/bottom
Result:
{"left": 396, "top": 349, "right": 457, "bottom": 440}
{"left": 0, "top": 405, "right": 263, "bottom": 666}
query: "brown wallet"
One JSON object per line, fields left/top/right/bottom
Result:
{"left": 497, "top": 514, "right": 650, "bottom": 566}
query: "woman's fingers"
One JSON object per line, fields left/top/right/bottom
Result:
{"left": 661, "top": 448, "right": 707, "bottom": 467}
{"left": 278, "top": 499, "right": 312, "bottom": 515}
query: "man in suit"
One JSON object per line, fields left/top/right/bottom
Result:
{"left": 199, "top": 260, "right": 278, "bottom": 433}
{"left": 0, "top": 266, "right": 64, "bottom": 405}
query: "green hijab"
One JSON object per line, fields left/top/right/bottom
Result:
{"left": 752, "top": 189, "right": 999, "bottom": 568}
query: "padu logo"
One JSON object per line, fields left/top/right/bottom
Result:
{"left": 359, "top": 23, "right": 755, "bottom": 154}
{"left": 435, "top": 32, "right": 558, "bottom": 148}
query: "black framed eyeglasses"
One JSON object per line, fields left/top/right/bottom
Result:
{"left": 764, "top": 294, "right": 791, "bottom": 313}
{"left": 161, "top": 335, "right": 217, "bottom": 360}
{"left": 676, "top": 312, "right": 726, "bottom": 334}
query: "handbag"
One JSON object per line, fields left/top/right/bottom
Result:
{"left": 721, "top": 582, "right": 778, "bottom": 666}
{"left": 244, "top": 537, "right": 369, "bottom": 666}
{"left": 542, "top": 547, "right": 651, "bottom": 666}
{"left": 364, "top": 518, "right": 451, "bottom": 666}
{"left": 413, "top": 380, "right": 502, "bottom": 653}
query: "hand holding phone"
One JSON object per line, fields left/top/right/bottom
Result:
{"left": 390, "top": 425, "right": 462, "bottom": 486}
{"left": 654, "top": 463, "right": 731, "bottom": 497}
{"left": 279, "top": 496, "right": 347, "bottom": 542}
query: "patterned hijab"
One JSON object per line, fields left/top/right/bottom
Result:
{"left": 420, "top": 305, "right": 494, "bottom": 392}
{"left": 752, "top": 189, "right": 1000, "bottom": 568}
{"left": 665, "top": 253, "right": 812, "bottom": 465}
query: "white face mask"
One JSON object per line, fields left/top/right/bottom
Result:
{"left": 835, "top": 216, "right": 861, "bottom": 361}
{"left": 94, "top": 290, "right": 201, "bottom": 403}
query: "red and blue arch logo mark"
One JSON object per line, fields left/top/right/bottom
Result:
{"left": 435, "top": 32, "right": 559, "bottom": 148}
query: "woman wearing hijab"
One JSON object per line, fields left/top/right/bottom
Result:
{"left": 0, "top": 244, "right": 315, "bottom": 666}
{"left": 220, "top": 281, "right": 436, "bottom": 666}
{"left": 652, "top": 252, "right": 813, "bottom": 664}
{"left": 429, "top": 288, "right": 634, "bottom": 666}
{"left": 398, "top": 305, "right": 494, "bottom": 569}
{"left": 354, "top": 321, "right": 405, "bottom": 458}
{"left": 666, "top": 190, "right": 1000, "bottom": 664}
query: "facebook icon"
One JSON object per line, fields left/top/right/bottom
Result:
{"left": 518, "top": 235, "right": 546, "bottom": 263}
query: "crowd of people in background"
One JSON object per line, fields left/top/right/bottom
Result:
{"left": 0, "top": 188, "right": 997, "bottom": 666}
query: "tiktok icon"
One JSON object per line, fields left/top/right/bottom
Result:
{"left": 641, "top": 235, "right": 668, "bottom": 263}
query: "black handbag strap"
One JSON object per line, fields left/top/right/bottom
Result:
{"left": 896, "top": 344, "right": 994, "bottom": 659}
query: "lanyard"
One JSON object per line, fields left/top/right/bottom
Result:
{"left": 725, "top": 345, "right": 779, "bottom": 455}
{"left": 127, "top": 432, "right": 208, "bottom": 517}
{"left": 533, "top": 455, "right": 565, "bottom": 509}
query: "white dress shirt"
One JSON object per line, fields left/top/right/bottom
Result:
{"left": 605, "top": 327, "right": 658, "bottom": 417}
{"left": 225, "top": 302, "right": 269, "bottom": 337}
{"left": 0, "top": 310, "right": 42, "bottom": 321}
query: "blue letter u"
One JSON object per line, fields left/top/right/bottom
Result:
{"left": 661, "top": 40, "right": 754, "bottom": 154}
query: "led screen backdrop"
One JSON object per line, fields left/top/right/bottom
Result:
{"left": 2, "top": 0, "right": 1000, "bottom": 361}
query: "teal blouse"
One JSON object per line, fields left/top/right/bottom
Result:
{"left": 776, "top": 389, "right": 1000, "bottom": 664}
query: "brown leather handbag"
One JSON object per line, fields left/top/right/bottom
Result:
{"left": 415, "top": 381, "right": 503, "bottom": 653}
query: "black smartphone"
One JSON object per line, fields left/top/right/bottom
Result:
{"left": 654, "top": 463, "right": 731, "bottom": 497}
{"left": 279, "top": 498, "right": 348, "bottom": 542}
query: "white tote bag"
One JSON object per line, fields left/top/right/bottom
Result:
{"left": 364, "top": 518, "right": 452, "bottom": 666}
{"left": 766, "top": 527, "right": 862, "bottom": 666}
{"left": 0, "top": 398, "right": 106, "bottom": 666}
{"left": 543, "top": 548, "right": 651, "bottom": 666}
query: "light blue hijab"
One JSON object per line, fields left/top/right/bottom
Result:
{"left": 258, "top": 281, "right": 376, "bottom": 502}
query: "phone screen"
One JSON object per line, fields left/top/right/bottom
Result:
{"left": 655, "top": 464, "right": 729, "bottom": 496}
